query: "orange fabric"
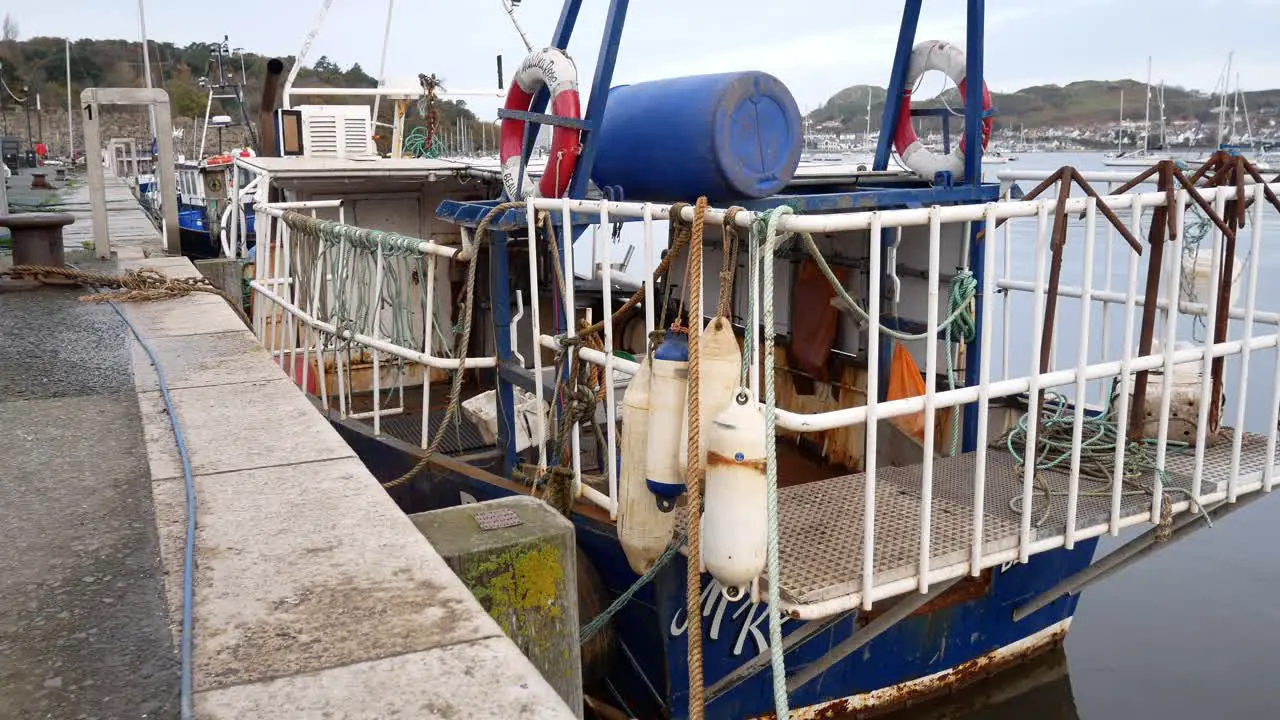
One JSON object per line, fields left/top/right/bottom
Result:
{"left": 887, "top": 342, "right": 927, "bottom": 441}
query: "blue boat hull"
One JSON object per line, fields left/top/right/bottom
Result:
{"left": 332, "top": 422, "right": 1097, "bottom": 719}
{"left": 593, "top": 533, "right": 1096, "bottom": 719}
{"left": 177, "top": 201, "right": 256, "bottom": 259}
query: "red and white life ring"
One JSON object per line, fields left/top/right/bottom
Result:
{"left": 892, "top": 40, "right": 993, "bottom": 181}
{"left": 499, "top": 47, "right": 582, "bottom": 200}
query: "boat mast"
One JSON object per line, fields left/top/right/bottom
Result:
{"left": 864, "top": 87, "right": 871, "bottom": 147}
{"left": 1238, "top": 73, "right": 1253, "bottom": 150}
{"left": 1158, "top": 81, "right": 1166, "bottom": 150}
{"left": 372, "top": 0, "right": 396, "bottom": 137}
{"left": 1217, "top": 52, "right": 1232, "bottom": 146}
{"left": 1117, "top": 89, "right": 1124, "bottom": 153}
{"left": 1142, "top": 56, "right": 1151, "bottom": 154}
{"left": 65, "top": 39, "right": 73, "bottom": 161}
{"left": 137, "top": 0, "right": 158, "bottom": 144}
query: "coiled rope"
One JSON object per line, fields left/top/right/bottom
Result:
{"left": 1001, "top": 386, "right": 1204, "bottom": 534}
{"left": 403, "top": 126, "right": 446, "bottom": 159}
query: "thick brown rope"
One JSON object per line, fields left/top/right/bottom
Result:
{"left": 685, "top": 196, "right": 708, "bottom": 719}
{"left": 718, "top": 207, "right": 744, "bottom": 318}
{"left": 6, "top": 264, "right": 251, "bottom": 326}
{"left": 382, "top": 201, "right": 525, "bottom": 489}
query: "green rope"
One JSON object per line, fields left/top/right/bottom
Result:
{"left": 756, "top": 206, "right": 792, "bottom": 720}
{"left": 944, "top": 269, "right": 977, "bottom": 454}
{"left": 794, "top": 230, "right": 976, "bottom": 343}
{"left": 1002, "top": 387, "right": 1198, "bottom": 528}
{"left": 403, "top": 126, "right": 446, "bottom": 159}
{"left": 579, "top": 533, "right": 686, "bottom": 645}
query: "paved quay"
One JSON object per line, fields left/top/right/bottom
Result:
{"left": 0, "top": 172, "right": 575, "bottom": 718}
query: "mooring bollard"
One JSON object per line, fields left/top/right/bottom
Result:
{"left": 0, "top": 212, "right": 75, "bottom": 268}
{"left": 30, "top": 173, "right": 51, "bottom": 190}
{"left": 409, "top": 496, "right": 584, "bottom": 719}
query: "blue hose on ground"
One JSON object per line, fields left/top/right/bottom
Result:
{"left": 108, "top": 301, "right": 197, "bottom": 720}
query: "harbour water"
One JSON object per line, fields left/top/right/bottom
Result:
{"left": 947, "top": 151, "right": 1280, "bottom": 718}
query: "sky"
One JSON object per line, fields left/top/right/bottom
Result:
{"left": 9, "top": 0, "right": 1280, "bottom": 121}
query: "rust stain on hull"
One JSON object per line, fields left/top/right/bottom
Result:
{"left": 753, "top": 623, "right": 1069, "bottom": 720}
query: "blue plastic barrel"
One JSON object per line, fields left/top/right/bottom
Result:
{"left": 590, "top": 72, "right": 803, "bottom": 202}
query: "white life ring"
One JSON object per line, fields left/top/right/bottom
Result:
{"left": 499, "top": 47, "right": 582, "bottom": 200}
{"left": 892, "top": 40, "right": 993, "bottom": 181}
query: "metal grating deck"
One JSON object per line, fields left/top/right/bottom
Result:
{"left": 361, "top": 411, "right": 492, "bottom": 455}
{"left": 754, "top": 429, "right": 1277, "bottom": 606}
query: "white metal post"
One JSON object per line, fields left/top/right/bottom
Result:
{"left": 599, "top": 205, "right": 619, "bottom": 518}
{"left": 526, "top": 199, "right": 548, "bottom": 470}
{"left": 918, "top": 208, "right": 942, "bottom": 593}
{"left": 1065, "top": 198, "right": 1097, "bottom": 549}
{"left": 862, "top": 212, "right": 882, "bottom": 609}
{"left": 1020, "top": 204, "right": 1051, "bottom": 562}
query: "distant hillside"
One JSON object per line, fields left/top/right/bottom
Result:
{"left": 0, "top": 16, "right": 488, "bottom": 155}
{"left": 810, "top": 78, "right": 1280, "bottom": 133}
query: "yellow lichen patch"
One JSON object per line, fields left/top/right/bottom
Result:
{"left": 464, "top": 541, "right": 565, "bottom": 637}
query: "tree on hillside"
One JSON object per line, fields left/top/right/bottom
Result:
{"left": 2, "top": 14, "right": 17, "bottom": 42}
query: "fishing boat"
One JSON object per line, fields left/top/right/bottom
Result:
{"left": 238, "top": 1, "right": 1280, "bottom": 718}
{"left": 172, "top": 37, "right": 260, "bottom": 258}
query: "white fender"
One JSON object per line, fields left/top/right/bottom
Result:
{"left": 679, "top": 317, "right": 744, "bottom": 479}
{"left": 702, "top": 388, "right": 768, "bottom": 600}
{"left": 645, "top": 331, "right": 690, "bottom": 511}
{"left": 617, "top": 358, "right": 676, "bottom": 573}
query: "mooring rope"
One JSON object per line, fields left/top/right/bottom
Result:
{"left": 5, "top": 264, "right": 250, "bottom": 326}
{"left": 579, "top": 532, "right": 686, "bottom": 645}
{"left": 684, "top": 197, "right": 709, "bottom": 720}
{"left": 755, "top": 206, "right": 792, "bottom": 720}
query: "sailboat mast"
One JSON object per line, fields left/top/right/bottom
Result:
{"left": 1117, "top": 89, "right": 1124, "bottom": 153}
{"left": 1218, "top": 51, "right": 1233, "bottom": 145}
{"left": 1159, "top": 82, "right": 1166, "bottom": 149}
{"left": 1239, "top": 73, "right": 1253, "bottom": 150}
{"left": 864, "top": 88, "right": 871, "bottom": 146}
{"left": 137, "top": 0, "right": 158, "bottom": 142}
{"left": 1142, "top": 56, "right": 1151, "bottom": 154}
{"left": 65, "top": 39, "right": 74, "bottom": 161}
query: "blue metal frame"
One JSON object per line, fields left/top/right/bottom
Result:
{"left": 963, "top": 0, "right": 985, "bottom": 186}
{"left": 489, "top": 230, "right": 520, "bottom": 475}
{"left": 960, "top": 0, "right": 987, "bottom": 452}
{"left": 873, "top": 0, "right": 923, "bottom": 172}
{"left": 489, "top": 0, "right": 633, "bottom": 476}
{"left": 436, "top": 182, "right": 1000, "bottom": 232}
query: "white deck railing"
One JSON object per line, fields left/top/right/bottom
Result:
{"left": 245, "top": 174, "right": 1280, "bottom": 615}
{"left": 250, "top": 199, "right": 495, "bottom": 444}
{"left": 522, "top": 180, "right": 1280, "bottom": 614}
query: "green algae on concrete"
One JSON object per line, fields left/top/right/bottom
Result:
{"left": 410, "top": 496, "right": 583, "bottom": 718}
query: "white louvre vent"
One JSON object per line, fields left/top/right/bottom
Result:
{"left": 299, "top": 105, "right": 374, "bottom": 159}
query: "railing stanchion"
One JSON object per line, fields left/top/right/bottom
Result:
{"left": 1020, "top": 204, "right": 1051, "bottom": 563}
{"left": 1065, "top": 198, "right": 1098, "bottom": 549}
{"left": 1193, "top": 192, "right": 1228, "bottom": 501}
{"left": 918, "top": 208, "right": 942, "bottom": 592}
{"left": 1238, "top": 185, "right": 1265, "bottom": 497}
{"left": 1151, "top": 192, "right": 1186, "bottom": 521}
{"left": 862, "top": 212, "right": 882, "bottom": 609}
{"left": 600, "top": 204, "right": 619, "bottom": 518}
{"left": 972, "top": 204, "right": 997, "bottom": 573}
{"left": 1110, "top": 195, "right": 1143, "bottom": 533}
